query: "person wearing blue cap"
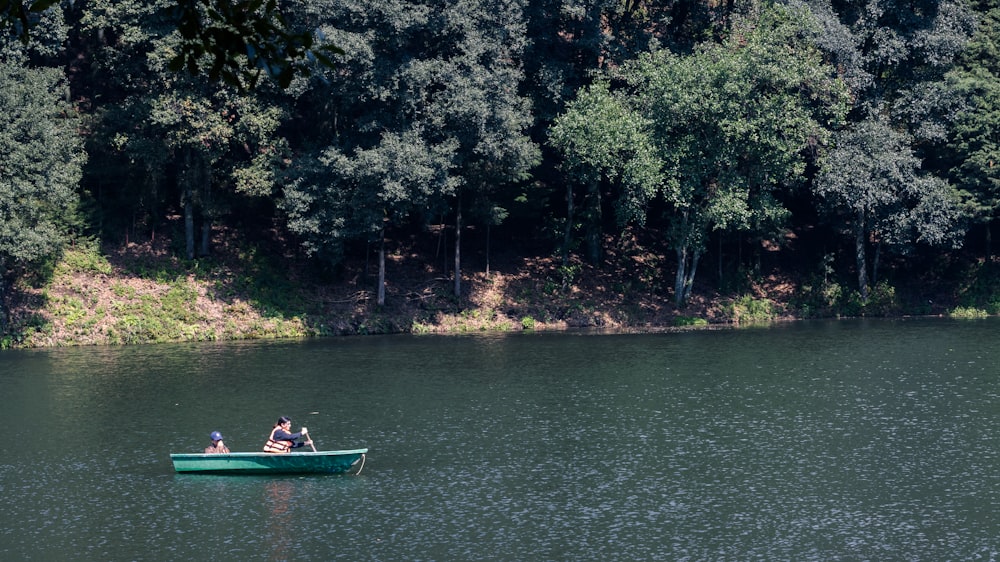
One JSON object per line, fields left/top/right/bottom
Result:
{"left": 204, "top": 430, "right": 230, "bottom": 454}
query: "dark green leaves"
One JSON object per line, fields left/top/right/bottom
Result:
{"left": 165, "top": 0, "right": 341, "bottom": 90}
{"left": 1, "top": 0, "right": 49, "bottom": 43}
{"left": 3, "top": 0, "right": 339, "bottom": 89}
{"left": 0, "top": 63, "right": 85, "bottom": 267}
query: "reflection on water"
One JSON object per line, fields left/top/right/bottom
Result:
{"left": 1, "top": 319, "right": 1000, "bottom": 559}
{"left": 264, "top": 480, "right": 294, "bottom": 561}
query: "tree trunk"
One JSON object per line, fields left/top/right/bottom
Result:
{"left": 683, "top": 250, "right": 701, "bottom": 304}
{"left": 673, "top": 211, "right": 697, "bottom": 307}
{"left": 486, "top": 223, "right": 491, "bottom": 277}
{"left": 987, "top": 219, "right": 993, "bottom": 262}
{"left": 454, "top": 200, "right": 462, "bottom": 298}
{"left": 365, "top": 240, "right": 371, "bottom": 279}
{"left": 0, "top": 269, "right": 7, "bottom": 336}
{"left": 717, "top": 233, "right": 723, "bottom": 285}
{"left": 181, "top": 149, "right": 196, "bottom": 260}
{"left": 674, "top": 246, "right": 688, "bottom": 308}
{"left": 200, "top": 221, "right": 211, "bottom": 257}
{"left": 199, "top": 181, "right": 211, "bottom": 256}
{"left": 872, "top": 238, "right": 881, "bottom": 288}
{"left": 184, "top": 188, "right": 195, "bottom": 260}
{"left": 377, "top": 225, "right": 386, "bottom": 306}
{"left": 855, "top": 212, "right": 869, "bottom": 302}
{"left": 563, "top": 182, "right": 573, "bottom": 267}
{"left": 586, "top": 185, "right": 602, "bottom": 265}
{"left": 674, "top": 246, "right": 701, "bottom": 306}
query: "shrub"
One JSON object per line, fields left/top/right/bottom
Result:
{"left": 949, "top": 306, "right": 989, "bottom": 319}
{"left": 673, "top": 315, "right": 708, "bottom": 327}
{"left": 724, "top": 295, "right": 775, "bottom": 324}
{"left": 862, "top": 282, "right": 901, "bottom": 316}
{"left": 58, "top": 244, "right": 112, "bottom": 276}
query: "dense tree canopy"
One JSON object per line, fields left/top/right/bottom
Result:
{"left": 946, "top": 0, "right": 1000, "bottom": 257}
{"left": 816, "top": 118, "right": 963, "bottom": 300}
{"left": 553, "top": 3, "right": 851, "bottom": 305}
{"left": 0, "top": 62, "right": 84, "bottom": 328}
{"left": 280, "top": 0, "right": 538, "bottom": 299}
{"left": 804, "top": 0, "right": 975, "bottom": 297}
{"left": 4, "top": 0, "right": 336, "bottom": 88}
{"left": 1, "top": 0, "right": 998, "bottom": 326}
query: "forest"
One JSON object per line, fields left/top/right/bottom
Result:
{"left": 3, "top": 0, "right": 1000, "bottom": 346}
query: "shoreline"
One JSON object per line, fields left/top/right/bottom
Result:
{"left": 0, "top": 236, "right": 980, "bottom": 349}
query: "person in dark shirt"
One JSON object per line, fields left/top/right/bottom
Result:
{"left": 263, "top": 416, "right": 312, "bottom": 453}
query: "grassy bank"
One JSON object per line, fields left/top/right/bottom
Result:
{"left": 3, "top": 233, "right": 998, "bottom": 349}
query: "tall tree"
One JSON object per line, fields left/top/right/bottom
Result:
{"left": 281, "top": 0, "right": 454, "bottom": 300}
{"left": 282, "top": 0, "right": 538, "bottom": 299}
{"left": 805, "top": 0, "right": 976, "bottom": 292}
{"left": 0, "top": 63, "right": 85, "bottom": 330}
{"left": 282, "top": 130, "right": 458, "bottom": 305}
{"left": 145, "top": 84, "right": 285, "bottom": 258}
{"left": 80, "top": 0, "right": 287, "bottom": 256}
{"left": 549, "top": 82, "right": 662, "bottom": 265}
{"left": 946, "top": 0, "right": 1000, "bottom": 258}
{"left": 554, "top": 2, "right": 849, "bottom": 306}
{"left": 816, "top": 118, "right": 963, "bottom": 301}
{"left": 425, "top": 0, "right": 540, "bottom": 297}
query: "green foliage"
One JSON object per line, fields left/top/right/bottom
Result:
{"left": 793, "top": 279, "right": 839, "bottom": 319}
{"left": 559, "top": 263, "right": 581, "bottom": 290}
{"left": 807, "top": 0, "right": 975, "bottom": 298}
{"left": 949, "top": 306, "right": 989, "bottom": 319}
{"left": 0, "top": 0, "right": 68, "bottom": 63}
{"left": 0, "top": 63, "right": 84, "bottom": 269}
{"left": 167, "top": 0, "right": 342, "bottom": 89}
{"left": 521, "top": 316, "right": 536, "bottom": 330}
{"left": 796, "top": 280, "right": 901, "bottom": 318}
{"left": 554, "top": 3, "right": 849, "bottom": 306}
{"left": 954, "top": 261, "right": 1000, "bottom": 313}
{"left": 56, "top": 244, "right": 113, "bottom": 277}
{"left": 672, "top": 316, "right": 708, "bottom": 327}
{"left": 541, "top": 262, "right": 583, "bottom": 295}
{"left": 111, "top": 283, "right": 135, "bottom": 299}
{"left": 0, "top": 61, "right": 85, "bottom": 331}
{"left": 4, "top": 0, "right": 339, "bottom": 89}
{"left": 723, "top": 296, "right": 777, "bottom": 324}
{"left": 161, "top": 281, "right": 200, "bottom": 322}
{"left": 717, "top": 265, "right": 755, "bottom": 296}
{"left": 281, "top": 0, "right": 538, "bottom": 299}
{"left": 284, "top": 131, "right": 459, "bottom": 259}
{"left": 50, "top": 294, "right": 91, "bottom": 329}
{"left": 815, "top": 119, "right": 965, "bottom": 299}
{"left": 79, "top": 0, "right": 290, "bottom": 261}
{"left": 0, "top": 0, "right": 59, "bottom": 44}
{"left": 4, "top": 0, "right": 1000, "bottom": 346}
{"left": 226, "top": 247, "right": 311, "bottom": 316}
{"left": 946, "top": 5, "right": 1000, "bottom": 232}
{"left": 863, "top": 282, "right": 902, "bottom": 316}
{"left": 411, "top": 321, "right": 433, "bottom": 334}
{"left": 550, "top": 81, "right": 662, "bottom": 226}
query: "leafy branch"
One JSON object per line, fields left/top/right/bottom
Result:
{"left": 167, "top": 0, "right": 341, "bottom": 89}
{"left": 1, "top": 0, "right": 341, "bottom": 89}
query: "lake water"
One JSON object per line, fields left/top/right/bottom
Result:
{"left": 1, "top": 318, "right": 998, "bottom": 560}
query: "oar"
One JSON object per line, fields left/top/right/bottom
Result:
{"left": 304, "top": 428, "right": 317, "bottom": 452}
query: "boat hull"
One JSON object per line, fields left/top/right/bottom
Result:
{"left": 170, "top": 449, "right": 368, "bottom": 475}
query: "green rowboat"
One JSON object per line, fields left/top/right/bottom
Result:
{"left": 170, "top": 448, "right": 368, "bottom": 475}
